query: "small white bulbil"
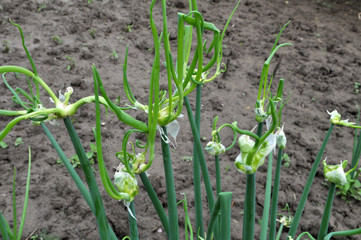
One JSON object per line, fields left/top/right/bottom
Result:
{"left": 323, "top": 159, "right": 348, "bottom": 186}
{"left": 114, "top": 167, "right": 139, "bottom": 202}
{"left": 238, "top": 135, "right": 255, "bottom": 154}
{"left": 276, "top": 125, "right": 287, "bottom": 149}
{"left": 326, "top": 109, "right": 341, "bottom": 124}
{"left": 205, "top": 141, "right": 226, "bottom": 156}
{"left": 326, "top": 109, "right": 356, "bottom": 127}
{"left": 235, "top": 134, "right": 276, "bottom": 174}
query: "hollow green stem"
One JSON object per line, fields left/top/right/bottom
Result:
{"left": 128, "top": 202, "right": 139, "bottom": 240}
{"left": 92, "top": 65, "right": 148, "bottom": 132}
{"left": 41, "top": 123, "right": 117, "bottom": 239}
{"left": 219, "top": 192, "right": 232, "bottom": 240}
{"left": 269, "top": 148, "right": 284, "bottom": 240}
{"left": 161, "top": 126, "right": 179, "bottom": 240}
{"left": 231, "top": 122, "right": 260, "bottom": 141}
{"left": 145, "top": 0, "right": 161, "bottom": 172}
{"left": 184, "top": 96, "right": 215, "bottom": 213}
{"left": 215, "top": 154, "right": 221, "bottom": 240}
{"left": 0, "top": 213, "right": 10, "bottom": 240}
{"left": 64, "top": 117, "right": 110, "bottom": 240}
{"left": 41, "top": 123, "right": 95, "bottom": 212}
{"left": 12, "top": 167, "right": 17, "bottom": 240}
{"left": 215, "top": 155, "right": 221, "bottom": 196}
{"left": 350, "top": 128, "right": 361, "bottom": 178}
{"left": 243, "top": 122, "right": 263, "bottom": 240}
{"left": 139, "top": 172, "right": 169, "bottom": 236}
{"left": 71, "top": 96, "right": 109, "bottom": 112}
{"left": 93, "top": 67, "right": 134, "bottom": 200}
{"left": 0, "top": 109, "right": 27, "bottom": 116}
{"left": 206, "top": 192, "right": 232, "bottom": 240}
{"left": 275, "top": 223, "right": 284, "bottom": 240}
{"left": 324, "top": 227, "right": 361, "bottom": 240}
{"left": 0, "top": 107, "right": 63, "bottom": 141}
{"left": 243, "top": 173, "right": 256, "bottom": 240}
{"left": 288, "top": 124, "right": 334, "bottom": 238}
{"left": 260, "top": 153, "right": 274, "bottom": 240}
{"left": 192, "top": 85, "right": 205, "bottom": 238}
{"left": 317, "top": 183, "right": 336, "bottom": 240}
{"left": 296, "top": 232, "right": 316, "bottom": 240}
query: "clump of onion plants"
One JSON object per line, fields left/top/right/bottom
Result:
{"left": 1, "top": 1, "right": 361, "bottom": 240}
{"left": 0, "top": 0, "right": 239, "bottom": 239}
{"left": 202, "top": 22, "right": 361, "bottom": 240}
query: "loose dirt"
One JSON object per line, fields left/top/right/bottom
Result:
{"left": 1, "top": 0, "right": 361, "bottom": 239}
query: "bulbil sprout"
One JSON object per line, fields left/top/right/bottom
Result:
{"left": 238, "top": 135, "right": 255, "bottom": 154}
{"left": 277, "top": 215, "right": 293, "bottom": 228}
{"left": 157, "top": 106, "right": 177, "bottom": 126}
{"left": 132, "top": 152, "right": 146, "bottom": 174}
{"left": 204, "top": 141, "right": 226, "bottom": 156}
{"left": 235, "top": 134, "right": 276, "bottom": 174}
{"left": 114, "top": 165, "right": 139, "bottom": 202}
{"left": 255, "top": 106, "right": 268, "bottom": 123}
{"left": 276, "top": 125, "right": 287, "bottom": 149}
{"left": 326, "top": 109, "right": 358, "bottom": 128}
{"left": 327, "top": 109, "right": 341, "bottom": 124}
{"left": 323, "top": 159, "right": 348, "bottom": 186}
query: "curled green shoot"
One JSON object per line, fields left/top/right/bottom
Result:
{"left": 212, "top": 116, "right": 237, "bottom": 152}
{"left": 122, "top": 45, "right": 136, "bottom": 106}
{"left": 9, "top": 19, "right": 38, "bottom": 76}
{"left": 256, "top": 21, "right": 292, "bottom": 121}
{"left": 92, "top": 66, "right": 148, "bottom": 132}
{"left": 94, "top": 66, "right": 140, "bottom": 202}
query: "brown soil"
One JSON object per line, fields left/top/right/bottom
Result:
{"left": 1, "top": 0, "right": 361, "bottom": 239}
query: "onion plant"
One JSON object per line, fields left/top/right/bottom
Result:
{"left": 0, "top": 148, "right": 31, "bottom": 240}
{"left": 1, "top": 0, "right": 361, "bottom": 240}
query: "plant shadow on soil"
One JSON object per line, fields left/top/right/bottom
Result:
{"left": 0, "top": 0, "right": 361, "bottom": 239}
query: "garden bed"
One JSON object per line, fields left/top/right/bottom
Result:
{"left": 1, "top": 0, "right": 361, "bottom": 239}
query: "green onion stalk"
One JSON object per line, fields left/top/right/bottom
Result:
{"left": 139, "top": 172, "right": 170, "bottom": 236}
{"left": 268, "top": 148, "right": 284, "bottom": 240}
{"left": 205, "top": 192, "right": 233, "bottom": 240}
{"left": 188, "top": 2, "right": 204, "bottom": 233}
{"left": 64, "top": 117, "right": 113, "bottom": 240}
{"left": 259, "top": 153, "right": 273, "bottom": 240}
{"left": 41, "top": 123, "right": 118, "bottom": 239}
{"left": 287, "top": 124, "right": 334, "bottom": 238}
{"left": 316, "top": 183, "right": 336, "bottom": 240}
{"left": 261, "top": 77, "right": 286, "bottom": 240}
{"left": 318, "top": 123, "right": 361, "bottom": 240}
{"left": 192, "top": 85, "right": 205, "bottom": 237}
{"left": 227, "top": 22, "right": 291, "bottom": 239}
{"left": 242, "top": 122, "right": 263, "bottom": 240}
{"left": 184, "top": 96, "right": 215, "bottom": 215}
{"left": 204, "top": 117, "right": 238, "bottom": 239}
{"left": 324, "top": 227, "right": 361, "bottom": 240}
{"left": 161, "top": 127, "right": 179, "bottom": 240}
